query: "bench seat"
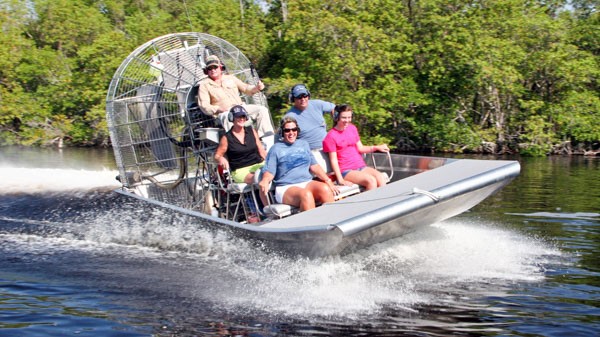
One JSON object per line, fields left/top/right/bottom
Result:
{"left": 263, "top": 183, "right": 361, "bottom": 219}
{"left": 260, "top": 150, "right": 392, "bottom": 220}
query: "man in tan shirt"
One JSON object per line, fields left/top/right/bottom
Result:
{"left": 197, "top": 55, "right": 274, "bottom": 147}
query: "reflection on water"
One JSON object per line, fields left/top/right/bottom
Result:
{"left": 0, "top": 148, "right": 599, "bottom": 336}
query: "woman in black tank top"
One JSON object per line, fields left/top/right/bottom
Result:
{"left": 214, "top": 105, "right": 267, "bottom": 185}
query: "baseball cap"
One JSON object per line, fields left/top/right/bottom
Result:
{"left": 205, "top": 55, "right": 221, "bottom": 68}
{"left": 291, "top": 84, "right": 310, "bottom": 98}
{"left": 230, "top": 105, "right": 248, "bottom": 119}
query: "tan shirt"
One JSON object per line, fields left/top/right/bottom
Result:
{"left": 197, "top": 74, "right": 257, "bottom": 116}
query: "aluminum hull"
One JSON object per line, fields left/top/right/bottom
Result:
{"left": 115, "top": 154, "right": 520, "bottom": 258}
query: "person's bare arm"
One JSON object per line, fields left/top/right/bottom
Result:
{"left": 310, "top": 164, "right": 340, "bottom": 195}
{"left": 254, "top": 129, "right": 267, "bottom": 160}
{"left": 214, "top": 136, "right": 229, "bottom": 169}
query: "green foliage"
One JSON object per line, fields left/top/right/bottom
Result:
{"left": 30, "top": 0, "right": 113, "bottom": 57}
{"left": 518, "top": 115, "right": 557, "bottom": 156}
{"left": 566, "top": 10, "right": 599, "bottom": 55}
{"left": 416, "top": 110, "right": 483, "bottom": 153}
{"left": 552, "top": 90, "right": 600, "bottom": 142}
{"left": 0, "top": 0, "right": 598, "bottom": 154}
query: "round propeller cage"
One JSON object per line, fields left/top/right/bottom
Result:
{"left": 106, "top": 32, "right": 267, "bottom": 195}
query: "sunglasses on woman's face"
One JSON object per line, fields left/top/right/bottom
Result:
{"left": 283, "top": 127, "right": 298, "bottom": 133}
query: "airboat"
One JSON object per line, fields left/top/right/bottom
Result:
{"left": 105, "top": 32, "right": 520, "bottom": 258}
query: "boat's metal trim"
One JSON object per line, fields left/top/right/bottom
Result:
{"left": 411, "top": 188, "right": 441, "bottom": 202}
{"left": 333, "top": 160, "right": 520, "bottom": 236}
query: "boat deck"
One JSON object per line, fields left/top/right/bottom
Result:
{"left": 259, "top": 159, "right": 519, "bottom": 230}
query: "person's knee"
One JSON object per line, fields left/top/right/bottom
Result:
{"left": 376, "top": 174, "right": 387, "bottom": 187}
{"left": 287, "top": 188, "right": 311, "bottom": 204}
{"left": 299, "top": 189, "right": 314, "bottom": 202}
{"left": 364, "top": 175, "right": 377, "bottom": 190}
{"left": 297, "top": 189, "right": 316, "bottom": 210}
{"left": 315, "top": 184, "right": 334, "bottom": 202}
{"left": 244, "top": 173, "right": 255, "bottom": 184}
{"left": 259, "top": 106, "right": 270, "bottom": 118}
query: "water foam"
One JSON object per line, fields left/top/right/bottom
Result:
{"left": 0, "top": 166, "right": 563, "bottom": 319}
{"left": 0, "top": 167, "right": 120, "bottom": 193}
{"left": 1, "top": 205, "right": 563, "bottom": 319}
{"left": 193, "top": 220, "right": 560, "bottom": 318}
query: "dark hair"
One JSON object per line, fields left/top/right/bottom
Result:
{"left": 333, "top": 104, "right": 352, "bottom": 122}
{"left": 278, "top": 116, "right": 301, "bottom": 137}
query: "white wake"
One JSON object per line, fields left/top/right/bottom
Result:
{"left": 0, "top": 167, "right": 120, "bottom": 193}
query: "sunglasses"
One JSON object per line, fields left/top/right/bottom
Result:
{"left": 294, "top": 94, "right": 309, "bottom": 100}
{"left": 282, "top": 127, "right": 298, "bottom": 133}
{"left": 206, "top": 65, "right": 219, "bottom": 71}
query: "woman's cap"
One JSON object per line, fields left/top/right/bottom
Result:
{"left": 230, "top": 105, "right": 248, "bottom": 118}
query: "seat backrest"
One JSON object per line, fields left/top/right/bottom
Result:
{"left": 312, "top": 150, "right": 332, "bottom": 174}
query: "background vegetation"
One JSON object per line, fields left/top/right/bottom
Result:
{"left": 1, "top": 0, "right": 598, "bottom": 155}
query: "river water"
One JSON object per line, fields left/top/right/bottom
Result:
{"left": 0, "top": 147, "right": 598, "bottom": 336}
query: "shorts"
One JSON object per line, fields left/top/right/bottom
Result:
{"left": 341, "top": 166, "right": 367, "bottom": 178}
{"left": 275, "top": 180, "right": 311, "bottom": 203}
{"left": 231, "top": 162, "right": 264, "bottom": 183}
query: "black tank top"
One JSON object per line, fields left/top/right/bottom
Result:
{"left": 225, "top": 126, "right": 263, "bottom": 171}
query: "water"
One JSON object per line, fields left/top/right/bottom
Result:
{"left": 0, "top": 147, "right": 598, "bottom": 336}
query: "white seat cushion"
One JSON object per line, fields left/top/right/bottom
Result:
{"left": 336, "top": 184, "right": 360, "bottom": 199}
{"left": 263, "top": 203, "right": 297, "bottom": 219}
{"left": 227, "top": 182, "right": 251, "bottom": 193}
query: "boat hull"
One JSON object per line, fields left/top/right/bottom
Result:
{"left": 115, "top": 155, "right": 520, "bottom": 258}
